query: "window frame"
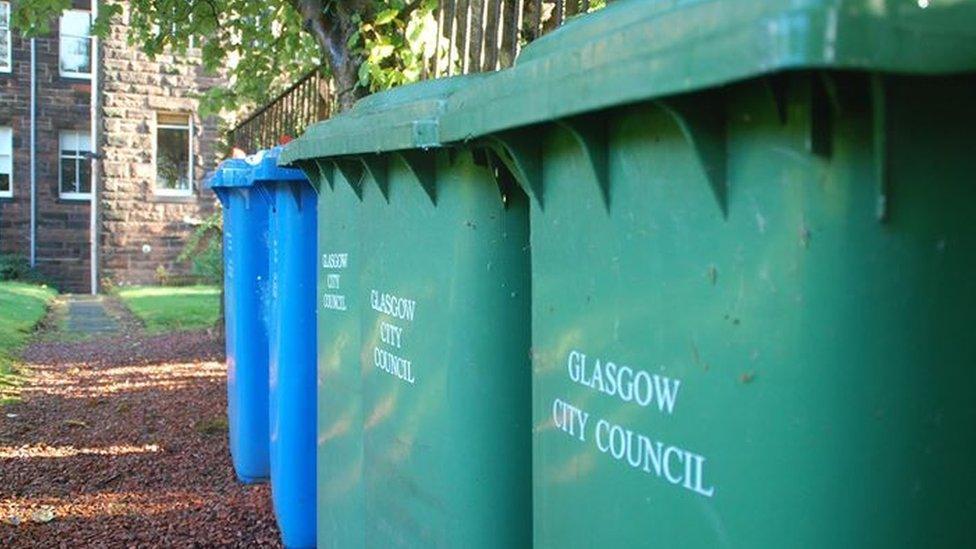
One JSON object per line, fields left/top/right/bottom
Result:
{"left": 0, "top": 126, "right": 12, "bottom": 198}
{"left": 153, "top": 113, "right": 195, "bottom": 198}
{"left": 59, "top": 9, "right": 92, "bottom": 79}
{"left": 0, "top": 1, "right": 12, "bottom": 74}
{"left": 58, "top": 131, "right": 92, "bottom": 201}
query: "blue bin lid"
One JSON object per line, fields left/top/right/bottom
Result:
{"left": 207, "top": 147, "right": 307, "bottom": 190}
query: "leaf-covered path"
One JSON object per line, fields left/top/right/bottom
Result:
{"left": 0, "top": 319, "right": 280, "bottom": 547}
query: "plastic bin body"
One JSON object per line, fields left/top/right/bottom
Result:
{"left": 527, "top": 75, "right": 976, "bottom": 548}
{"left": 281, "top": 76, "right": 532, "bottom": 549}
{"left": 358, "top": 150, "right": 531, "bottom": 548}
{"left": 260, "top": 150, "right": 318, "bottom": 548}
{"left": 434, "top": 1, "right": 976, "bottom": 546}
{"left": 314, "top": 168, "right": 365, "bottom": 548}
{"left": 210, "top": 163, "right": 271, "bottom": 484}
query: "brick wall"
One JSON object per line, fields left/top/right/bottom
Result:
{"left": 0, "top": 2, "right": 93, "bottom": 292}
{"left": 0, "top": 1, "right": 226, "bottom": 292}
{"left": 0, "top": 16, "right": 31, "bottom": 260}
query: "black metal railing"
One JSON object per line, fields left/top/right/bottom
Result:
{"left": 229, "top": 67, "right": 334, "bottom": 154}
{"left": 230, "top": 0, "right": 601, "bottom": 152}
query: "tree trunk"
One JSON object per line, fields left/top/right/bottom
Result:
{"left": 290, "top": 0, "right": 369, "bottom": 111}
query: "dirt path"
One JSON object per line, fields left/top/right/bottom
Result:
{"left": 0, "top": 304, "right": 280, "bottom": 547}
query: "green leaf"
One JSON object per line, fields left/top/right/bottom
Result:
{"left": 374, "top": 9, "right": 399, "bottom": 26}
{"left": 370, "top": 43, "right": 395, "bottom": 60}
{"left": 358, "top": 61, "right": 372, "bottom": 86}
{"left": 92, "top": 3, "right": 123, "bottom": 37}
{"left": 13, "top": 0, "right": 612, "bottom": 122}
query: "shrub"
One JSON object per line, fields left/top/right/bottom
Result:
{"left": 0, "top": 254, "right": 59, "bottom": 290}
{"left": 0, "top": 255, "right": 30, "bottom": 281}
{"left": 179, "top": 211, "right": 223, "bottom": 285}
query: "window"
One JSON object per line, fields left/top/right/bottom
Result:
{"left": 155, "top": 113, "right": 193, "bottom": 196}
{"left": 59, "top": 131, "right": 91, "bottom": 200}
{"left": 0, "top": 127, "right": 11, "bottom": 198}
{"left": 0, "top": 2, "right": 11, "bottom": 73}
{"left": 59, "top": 9, "right": 92, "bottom": 78}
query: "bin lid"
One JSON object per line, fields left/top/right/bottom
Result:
{"left": 206, "top": 157, "right": 251, "bottom": 190}
{"left": 207, "top": 147, "right": 306, "bottom": 190}
{"left": 439, "top": 0, "right": 976, "bottom": 141}
{"left": 279, "top": 74, "right": 489, "bottom": 165}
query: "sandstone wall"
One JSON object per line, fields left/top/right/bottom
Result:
{"left": 98, "top": 2, "right": 224, "bottom": 288}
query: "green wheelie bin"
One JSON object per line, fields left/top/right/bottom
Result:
{"left": 437, "top": 0, "right": 976, "bottom": 547}
{"left": 280, "top": 75, "right": 532, "bottom": 548}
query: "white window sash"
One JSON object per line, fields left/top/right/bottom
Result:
{"left": 0, "top": 2, "right": 11, "bottom": 73}
{"left": 59, "top": 9, "right": 92, "bottom": 79}
{"left": 154, "top": 117, "right": 194, "bottom": 197}
{"left": 0, "top": 156, "right": 12, "bottom": 197}
{"left": 59, "top": 131, "right": 91, "bottom": 200}
{"left": 0, "top": 126, "right": 11, "bottom": 198}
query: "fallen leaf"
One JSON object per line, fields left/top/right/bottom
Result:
{"left": 0, "top": 330, "right": 280, "bottom": 544}
{"left": 31, "top": 507, "right": 55, "bottom": 523}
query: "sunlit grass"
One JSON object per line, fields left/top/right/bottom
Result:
{"left": 116, "top": 285, "right": 220, "bottom": 333}
{"left": 0, "top": 282, "right": 57, "bottom": 404}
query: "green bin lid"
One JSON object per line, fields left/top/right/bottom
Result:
{"left": 439, "top": 0, "right": 976, "bottom": 142}
{"left": 279, "top": 74, "right": 490, "bottom": 165}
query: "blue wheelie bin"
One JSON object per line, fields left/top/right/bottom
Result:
{"left": 253, "top": 148, "right": 318, "bottom": 548}
{"left": 208, "top": 157, "right": 271, "bottom": 484}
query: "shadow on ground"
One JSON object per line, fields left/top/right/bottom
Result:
{"left": 0, "top": 328, "right": 280, "bottom": 547}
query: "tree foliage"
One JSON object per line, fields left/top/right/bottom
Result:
{"left": 12, "top": 1, "right": 606, "bottom": 116}
{"left": 13, "top": 0, "right": 444, "bottom": 114}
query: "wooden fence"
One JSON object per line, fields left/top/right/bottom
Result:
{"left": 230, "top": 1, "right": 602, "bottom": 152}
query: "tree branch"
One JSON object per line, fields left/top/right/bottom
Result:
{"left": 286, "top": 0, "right": 365, "bottom": 110}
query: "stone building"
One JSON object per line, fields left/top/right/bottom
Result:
{"left": 0, "top": 0, "right": 223, "bottom": 292}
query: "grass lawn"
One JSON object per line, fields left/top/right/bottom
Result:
{"left": 117, "top": 285, "right": 221, "bottom": 333}
{"left": 0, "top": 282, "right": 57, "bottom": 404}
